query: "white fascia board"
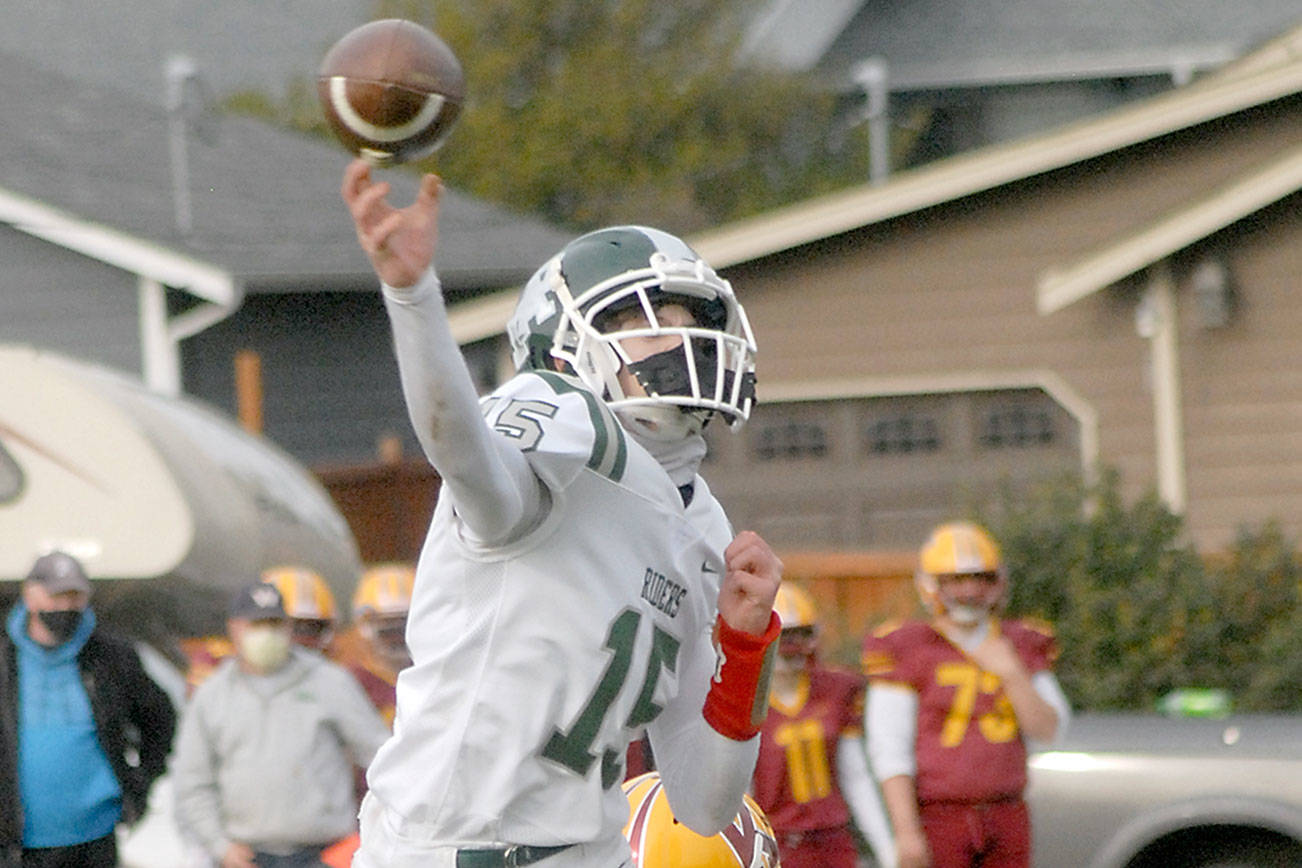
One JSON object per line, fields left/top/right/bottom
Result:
{"left": 447, "top": 289, "right": 518, "bottom": 345}
{"left": 884, "top": 44, "right": 1238, "bottom": 92}
{"left": 0, "top": 187, "right": 239, "bottom": 306}
{"left": 740, "top": 0, "right": 866, "bottom": 71}
{"left": 1037, "top": 144, "right": 1302, "bottom": 314}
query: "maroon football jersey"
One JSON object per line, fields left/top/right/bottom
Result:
{"left": 753, "top": 666, "right": 865, "bottom": 833}
{"left": 347, "top": 659, "right": 398, "bottom": 728}
{"left": 862, "top": 619, "right": 1057, "bottom": 804}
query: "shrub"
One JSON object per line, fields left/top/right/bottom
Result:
{"left": 981, "top": 469, "right": 1300, "bottom": 712}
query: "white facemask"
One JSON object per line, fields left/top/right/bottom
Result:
{"left": 239, "top": 625, "right": 292, "bottom": 672}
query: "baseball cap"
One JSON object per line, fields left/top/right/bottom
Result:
{"left": 230, "top": 582, "right": 287, "bottom": 621}
{"left": 25, "top": 552, "right": 92, "bottom": 595}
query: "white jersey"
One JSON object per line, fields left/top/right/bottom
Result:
{"left": 365, "top": 368, "right": 735, "bottom": 853}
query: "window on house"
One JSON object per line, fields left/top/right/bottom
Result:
{"left": 865, "top": 415, "right": 942, "bottom": 455}
{"left": 979, "top": 403, "right": 1055, "bottom": 448}
{"left": 752, "top": 421, "right": 829, "bottom": 461}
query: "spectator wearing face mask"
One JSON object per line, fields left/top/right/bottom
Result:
{"left": 171, "top": 582, "right": 388, "bottom": 868}
{"left": 1, "top": 551, "right": 176, "bottom": 868}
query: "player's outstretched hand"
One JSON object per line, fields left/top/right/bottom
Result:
{"left": 341, "top": 158, "right": 442, "bottom": 289}
{"left": 718, "top": 530, "right": 782, "bottom": 636}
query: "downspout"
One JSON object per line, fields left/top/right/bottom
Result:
{"left": 138, "top": 274, "right": 242, "bottom": 395}
{"left": 1136, "top": 262, "right": 1187, "bottom": 513}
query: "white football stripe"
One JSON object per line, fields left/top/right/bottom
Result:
{"left": 329, "top": 76, "right": 447, "bottom": 143}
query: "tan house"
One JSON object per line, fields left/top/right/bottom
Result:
{"left": 447, "top": 27, "right": 1302, "bottom": 570}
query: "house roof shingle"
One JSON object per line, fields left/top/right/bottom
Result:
{"left": 0, "top": 49, "right": 573, "bottom": 295}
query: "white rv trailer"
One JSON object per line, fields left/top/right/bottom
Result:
{"left": 0, "top": 343, "right": 363, "bottom": 641}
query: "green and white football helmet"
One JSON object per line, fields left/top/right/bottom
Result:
{"left": 507, "top": 226, "right": 757, "bottom": 441}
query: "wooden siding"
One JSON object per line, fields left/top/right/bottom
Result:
{"left": 1179, "top": 199, "right": 1302, "bottom": 546}
{"left": 705, "top": 389, "right": 1080, "bottom": 550}
{"left": 703, "top": 97, "right": 1302, "bottom": 552}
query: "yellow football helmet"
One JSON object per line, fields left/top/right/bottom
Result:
{"left": 352, "top": 563, "right": 415, "bottom": 619}
{"left": 261, "top": 565, "right": 337, "bottom": 648}
{"left": 623, "top": 772, "right": 780, "bottom": 868}
{"left": 915, "top": 521, "right": 1007, "bottom": 625}
{"left": 772, "top": 583, "right": 818, "bottom": 666}
{"left": 772, "top": 583, "right": 816, "bottom": 630}
{"left": 353, "top": 563, "right": 415, "bottom": 670}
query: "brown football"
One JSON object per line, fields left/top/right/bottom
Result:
{"left": 317, "top": 19, "right": 465, "bottom": 165}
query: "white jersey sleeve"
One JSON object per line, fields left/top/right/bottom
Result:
{"left": 383, "top": 269, "right": 544, "bottom": 545}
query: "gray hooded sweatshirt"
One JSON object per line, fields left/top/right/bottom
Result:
{"left": 172, "top": 646, "right": 388, "bottom": 858}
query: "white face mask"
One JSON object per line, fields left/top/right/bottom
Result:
{"left": 239, "top": 624, "right": 292, "bottom": 672}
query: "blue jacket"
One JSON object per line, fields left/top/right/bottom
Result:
{"left": 0, "top": 605, "right": 175, "bottom": 862}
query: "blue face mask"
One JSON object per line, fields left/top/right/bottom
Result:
{"left": 36, "top": 609, "right": 83, "bottom": 644}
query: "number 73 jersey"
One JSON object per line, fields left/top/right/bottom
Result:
{"left": 365, "top": 370, "right": 736, "bottom": 848}
{"left": 862, "top": 619, "right": 1058, "bottom": 804}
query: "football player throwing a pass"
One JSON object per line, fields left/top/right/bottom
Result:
{"left": 862, "top": 522, "right": 1071, "bottom": 868}
{"left": 341, "top": 160, "right": 782, "bottom": 868}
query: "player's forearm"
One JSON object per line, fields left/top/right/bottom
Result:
{"left": 837, "top": 736, "right": 898, "bottom": 868}
{"left": 650, "top": 623, "right": 765, "bottom": 835}
{"left": 654, "top": 722, "right": 759, "bottom": 835}
{"left": 383, "top": 271, "right": 541, "bottom": 541}
{"left": 1000, "top": 667, "right": 1060, "bottom": 742}
{"left": 881, "top": 774, "right": 924, "bottom": 841}
{"left": 1030, "top": 670, "right": 1072, "bottom": 747}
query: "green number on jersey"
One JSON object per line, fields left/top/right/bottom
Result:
{"left": 542, "top": 608, "right": 680, "bottom": 788}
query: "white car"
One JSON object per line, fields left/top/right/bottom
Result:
{"left": 1028, "top": 712, "right": 1302, "bottom": 867}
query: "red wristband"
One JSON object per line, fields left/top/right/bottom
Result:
{"left": 702, "top": 611, "right": 781, "bottom": 740}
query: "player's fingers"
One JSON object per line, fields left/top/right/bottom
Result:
{"left": 349, "top": 180, "right": 394, "bottom": 232}
{"left": 341, "top": 158, "right": 372, "bottom": 203}
{"left": 723, "top": 530, "right": 762, "bottom": 565}
{"left": 725, "top": 531, "right": 782, "bottom": 579}
{"left": 353, "top": 177, "right": 392, "bottom": 215}
{"left": 416, "top": 173, "right": 443, "bottom": 208}
{"left": 360, "top": 211, "right": 406, "bottom": 255}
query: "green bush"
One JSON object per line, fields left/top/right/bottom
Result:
{"left": 980, "top": 469, "right": 1301, "bottom": 712}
